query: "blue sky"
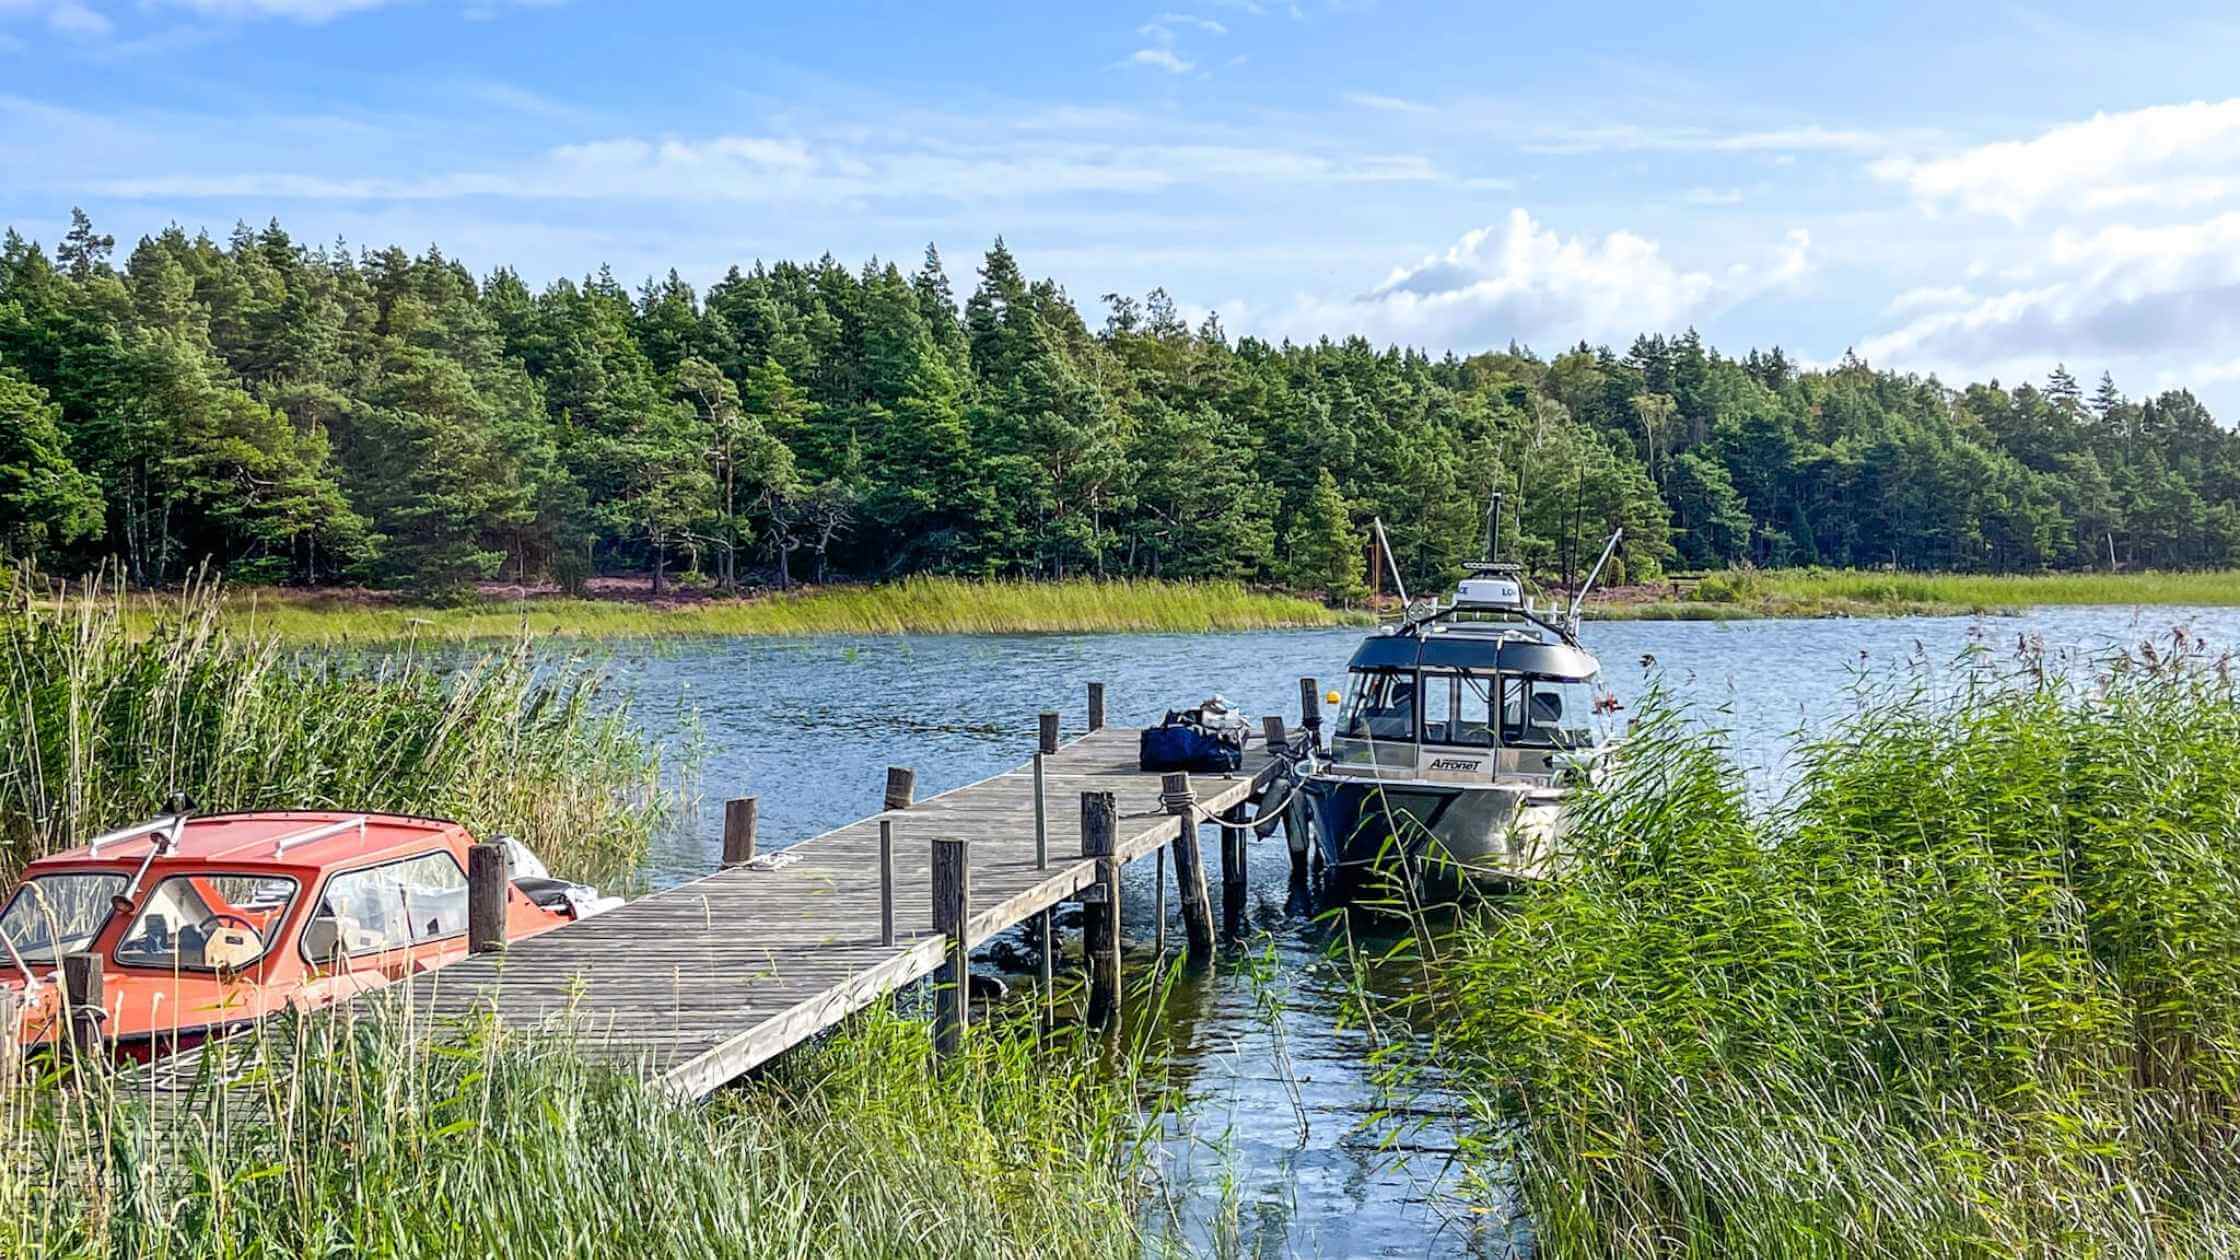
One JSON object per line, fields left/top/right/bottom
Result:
{"left": 8, "top": 1, "right": 2240, "bottom": 411}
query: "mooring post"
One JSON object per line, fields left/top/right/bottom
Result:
{"left": 1087, "top": 682, "right": 1106, "bottom": 732}
{"left": 1162, "top": 772, "right": 1217, "bottom": 964}
{"left": 721, "top": 796, "right": 759, "bottom": 868}
{"left": 1081, "top": 791, "right": 1121, "bottom": 1028}
{"left": 884, "top": 766, "right": 917, "bottom": 811}
{"left": 879, "top": 818, "right": 897, "bottom": 947}
{"left": 467, "top": 841, "right": 510, "bottom": 955}
{"left": 1222, "top": 804, "right": 1249, "bottom": 938}
{"left": 1299, "top": 676, "right": 1324, "bottom": 749}
{"left": 931, "top": 836, "right": 970, "bottom": 1059}
{"left": 1036, "top": 710, "right": 1058, "bottom": 1029}
{"left": 62, "top": 951, "right": 103, "bottom": 1063}
{"left": 1261, "top": 714, "right": 1289, "bottom": 753}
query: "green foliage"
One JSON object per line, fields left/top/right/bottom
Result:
{"left": 0, "top": 578, "right": 665, "bottom": 886}
{"left": 2, "top": 211, "right": 2236, "bottom": 596}
{"left": 1285, "top": 469, "right": 1366, "bottom": 604}
{"left": 2, "top": 1001, "right": 1151, "bottom": 1259}
{"left": 1410, "top": 651, "right": 2240, "bottom": 1257}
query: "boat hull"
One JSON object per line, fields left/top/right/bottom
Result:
{"left": 1302, "top": 774, "right": 1565, "bottom": 889}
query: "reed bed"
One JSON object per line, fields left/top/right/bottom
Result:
{"left": 0, "top": 997, "right": 1152, "bottom": 1259}
{"left": 0, "top": 580, "right": 665, "bottom": 887}
{"left": 119, "top": 578, "right": 1354, "bottom": 646}
{"left": 1606, "top": 566, "right": 2240, "bottom": 620}
{"left": 1406, "top": 638, "right": 2240, "bottom": 1258}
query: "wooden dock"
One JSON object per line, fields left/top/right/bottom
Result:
{"left": 386, "top": 711, "right": 1285, "bottom": 1098}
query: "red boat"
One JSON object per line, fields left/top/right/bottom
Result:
{"left": 1, "top": 811, "right": 622, "bottom": 1062}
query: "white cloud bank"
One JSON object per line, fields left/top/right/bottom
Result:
{"left": 1272, "top": 209, "right": 1810, "bottom": 350}
{"left": 1872, "top": 98, "right": 2240, "bottom": 223}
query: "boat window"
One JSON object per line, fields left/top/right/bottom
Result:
{"left": 303, "top": 852, "right": 470, "bottom": 964}
{"left": 1, "top": 873, "right": 127, "bottom": 962}
{"left": 115, "top": 874, "right": 299, "bottom": 972}
{"left": 1336, "top": 669, "right": 1418, "bottom": 743}
{"left": 1500, "top": 676, "right": 1599, "bottom": 750}
{"left": 1421, "top": 671, "right": 1497, "bottom": 748}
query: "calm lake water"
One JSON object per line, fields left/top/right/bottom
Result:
{"left": 569, "top": 604, "right": 2240, "bottom": 1259}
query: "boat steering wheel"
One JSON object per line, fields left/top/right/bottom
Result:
{"left": 199, "top": 912, "right": 262, "bottom": 943}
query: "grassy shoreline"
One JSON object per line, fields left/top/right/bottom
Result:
{"left": 1584, "top": 567, "right": 2240, "bottom": 621}
{"left": 132, "top": 576, "right": 1360, "bottom": 645}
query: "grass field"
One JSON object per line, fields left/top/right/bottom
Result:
{"left": 1586, "top": 567, "right": 2240, "bottom": 620}
{"left": 132, "top": 577, "right": 1358, "bottom": 645}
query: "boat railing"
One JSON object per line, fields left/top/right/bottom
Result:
{"left": 272, "top": 815, "right": 368, "bottom": 855}
{"left": 86, "top": 814, "right": 190, "bottom": 857}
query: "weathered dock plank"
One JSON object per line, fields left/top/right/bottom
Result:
{"left": 388, "top": 724, "right": 1279, "bottom": 1097}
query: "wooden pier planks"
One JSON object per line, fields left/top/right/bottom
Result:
{"left": 393, "top": 726, "right": 1277, "bottom": 1098}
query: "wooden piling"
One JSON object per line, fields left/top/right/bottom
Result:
{"left": 721, "top": 796, "right": 759, "bottom": 868}
{"left": 931, "top": 837, "right": 970, "bottom": 1059}
{"left": 1222, "top": 804, "right": 1249, "bottom": 938}
{"left": 1261, "top": 714, "right": 1289, "bottom": 751}
{"left": 467, "top": 842, "right": 510, "bottom": 955}
{"left": 1162, "top": 772, "right": 1217, "bottom": 963}
{"left": 884, "top": 766, "right": 917, "bottom": 811}
{"left": 62, "top": 951, "right": 102, "bottom": 1062}
{"left": 1035, "top": 711, "right": 1057, "bottom": 1027}
{"left": 879, "top": 819, "right": 897, "bottom": 946}
{"left": 1299, "top": 676, "right": 1324, "bottom": 746}
{"left": 1154, "top": 847, "right": 1168, "bottom": 955}
{"left": 1087, "top": 682, "right": 1106, "bottom": 732}
{"left": 1080, "top": 791, "right": 1121, "bottom": 1028}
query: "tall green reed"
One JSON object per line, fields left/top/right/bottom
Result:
{"left": 1403, "top": 641, "right": 2240, "bottom": 1258}
{"left": 1, "top": 997, "right": 1152, "bottom": 1259}
{"left": 0, "top": 576, "right": 666, "bottom": 886}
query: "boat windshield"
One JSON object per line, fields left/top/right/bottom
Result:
{"left": 1336, "top": 669, "right": 1418, "bottom": 743}
{"left": 1, "top": 873, "right": 127, "bottom": 962}
{"left": 1500, "top": 675, "right": 1600, "bottom": 749}
{"left": 115, "top": 873, "right": 298, "bottom": 971}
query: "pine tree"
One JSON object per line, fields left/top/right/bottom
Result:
{"left": 0, "top": 367, "right": 101, "bottom": 555}
{"left": 1286, "top": 469, "right": 1366, "bottom": 605}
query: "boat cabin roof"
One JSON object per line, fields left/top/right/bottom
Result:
{"left": 1347, "top": 628, "right": 1599, "bottom": 679}
{"left": 27, "top": 811, "right": 467, "bottom": 874}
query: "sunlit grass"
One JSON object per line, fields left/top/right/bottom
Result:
{"left": 108, "top": 577, "right": 1359, "bottom": 645}
{"left": 1392, "top": 640, "right": 2240, "bottom": 1257}
{"left": 0, "top": 577, "right": 667, "bottom": 887}
{"left": 1584, "top": 568, "right": 2240, "bottom": 621}
{"left": 0, "top": 998, "right": 1154, "bottom": 1259}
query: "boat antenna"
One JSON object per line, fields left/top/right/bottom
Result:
{"left": 1369, "top": 517, "right": 1409, "bottom": 611}
{"left": 1484, "top": 489, "right": 1503, "bottom": 563}
{"left": 1567, "top": 529, "right": 1625, "bottom": 634}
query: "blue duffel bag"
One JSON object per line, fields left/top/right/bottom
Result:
{"left": 1139, "top": 704, "right": 1247, "bottom": 772}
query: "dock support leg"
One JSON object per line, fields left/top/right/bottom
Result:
{"left": 62, "top": 951, "right": 103, "bottom": 1065}
{"left": 467, "top": 842, "right": 510, "bottom": 955}
{"left": 1222, "top": 804, "right": 1249, "bottom": 938}
{"left": 884, "top": 766, "right": 916, "bottom": 811}
{"left": 1081, "top": 791, "right": 1121, "bottom": 1029}
{"left": 1036, "top": 712, "right": 1058, "bottom": 1029}
{"left": 1154, "top": 847, "right": 1168, "bottom": 956}
{"left": 1162, "top": 773, "right": 1217, "bottom": 965}
{"left": 932, "top": 837, "right": 970, "bottom": 1060}
{"left": 721, "top": 796, "right": 758, "bottom": 867}
{"left": 1087, "top": 682, "right": 1106, "bottom": 732}
{"left": 878, "top": 819, "right": 896, "bottom": 946}
{"left": 1299, "top": 676, "right": 1323, "bottom": 750}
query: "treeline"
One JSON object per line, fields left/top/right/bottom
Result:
{"left": 1, "top": 209, "right": 2236, "bottom": 600}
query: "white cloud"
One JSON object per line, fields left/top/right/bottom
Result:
{"left": 1341, "top": 90, "right": 1431, "bottom": 114}
{"left": 151, "top": 0, "right": 398, "bottom": 18}
{"left": 1859, "top": 212, "right": 2240, "bottom": 375}
{"left": 0, "top": 0, "right": 113, "bottom": 36}
{"left": 1522, "top": 123, "right": 1886, "bottom": 157}
{"left": 1871, "top": 99, "right": 2240, "bottom": 223}
{"left": 1153, "top": 12, "right": 1226, "bottom": 33}
{"left": 1270, "top": 209, "right": 1810, "bottom": 350}
{"left": 1126, "top": 47, "right": 1194, "bottom": 74}
{"left": 1682, "top": 187, "right": 1743, "bottom": 206}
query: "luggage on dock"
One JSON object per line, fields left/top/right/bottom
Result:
{"left": 1140, "top": 696, "right": 1250, "bottom": 772}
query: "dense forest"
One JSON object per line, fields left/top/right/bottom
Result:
{"left": 1, "top": 208, "right": 2236, "bottom": 602}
